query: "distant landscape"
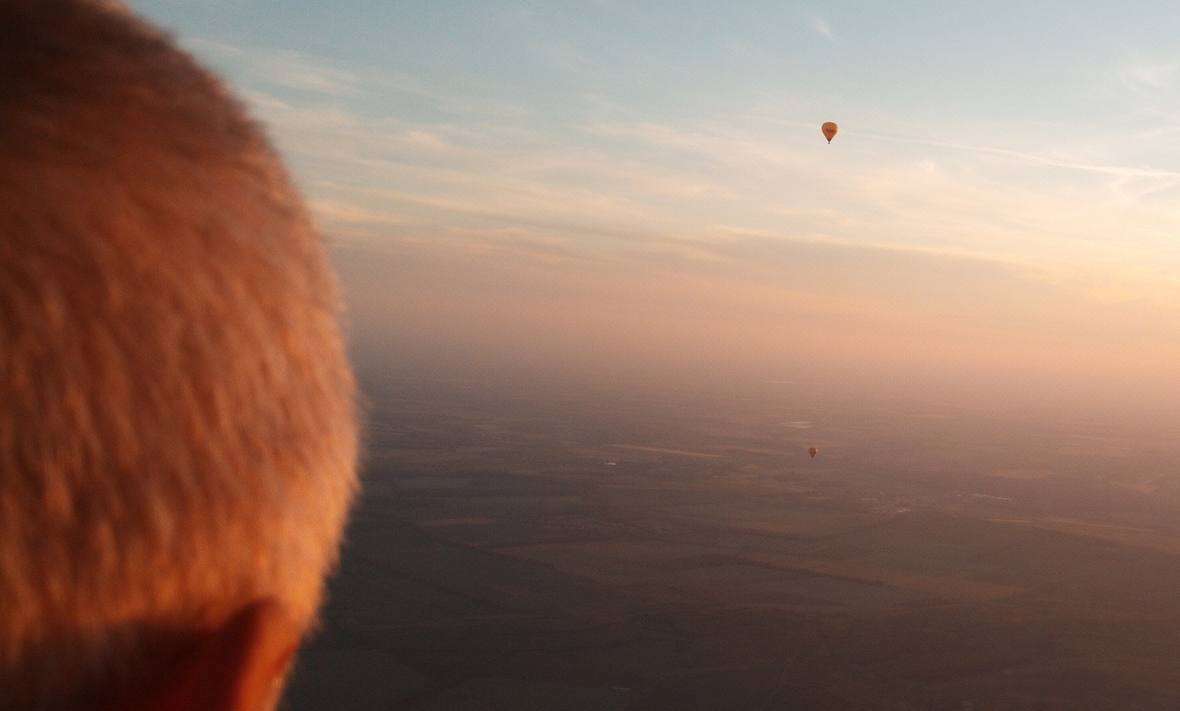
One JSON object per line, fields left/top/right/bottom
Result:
{"left": 285, "top": 365, "right": 1180, "bottom": 710}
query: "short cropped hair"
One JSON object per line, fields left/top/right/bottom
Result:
{"left": 0, "top": 2, "right": 359, "bottom": 708}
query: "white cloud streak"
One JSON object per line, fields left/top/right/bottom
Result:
{"left": 183, "top": 38, "right": 361, "bottom": 96}
{"left": 808, "top": 15, "right": 833, "bottom": 39}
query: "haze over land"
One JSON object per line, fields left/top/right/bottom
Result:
{"left": 279, "top": 366, "right": 1180, "bottom": 709}
{"left": 130, "top": 1, "right": 1180, "bottom": 707}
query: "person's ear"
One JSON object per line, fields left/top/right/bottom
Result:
{"left": 104, "top": 599, "right": 303, "bottom": 711}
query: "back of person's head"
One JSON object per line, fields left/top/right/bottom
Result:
{"left": 0, "top": 2, "right": 359, "bottom": 709}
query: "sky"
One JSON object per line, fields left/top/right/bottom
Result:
{"left": 132, "top": 1, "right": 1180, "bottom": 415}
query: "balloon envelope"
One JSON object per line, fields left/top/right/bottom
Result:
{"left": 808, "top": 447, "right": 818, "bottom": 459}
{"left": 821, "top": 122, "right": 838, "bottom": 143}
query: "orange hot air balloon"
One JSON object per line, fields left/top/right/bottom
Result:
{"left": 821, "top": 122, "right": 838, "bottom": 144}
{"left": 808, "top": 447, "right": 818, "bottom": 459}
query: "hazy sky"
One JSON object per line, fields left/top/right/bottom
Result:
{"left": 132, "top": 1, "right": 1180, "bottom": 411}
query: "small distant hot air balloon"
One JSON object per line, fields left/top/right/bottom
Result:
{"left": 808, "top": 447, "right": 818, "bottom": 459}
{"left": 821, "top": 122, "right": 838, "bottom": 144}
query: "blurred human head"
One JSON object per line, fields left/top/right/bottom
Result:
{"left": 0, "top": 1, "right": 359, "bottom": 708}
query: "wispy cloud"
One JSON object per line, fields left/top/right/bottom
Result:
{"left": 736, "top": 112, "right": 1180, "bottom": 184}
{"left": 855, "top": 129, "right": 1180, "bottom": 181}
{"left": 184, "top": 38, "right": 360, "bottom": 96}
{"left": 308, "top": 199, "right": 408, "bottom": 228}
{"left": 251, "top": 90, "right": 1180, "bottom": 307}
{"left": 184, "top": 37, "right": 529, "bottom": 119}
{"left": 808, "top": 15, "right": 833, "bottom": 40}
{"left": 1120, "top": 57, "right": 1179, "bottom": 92}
